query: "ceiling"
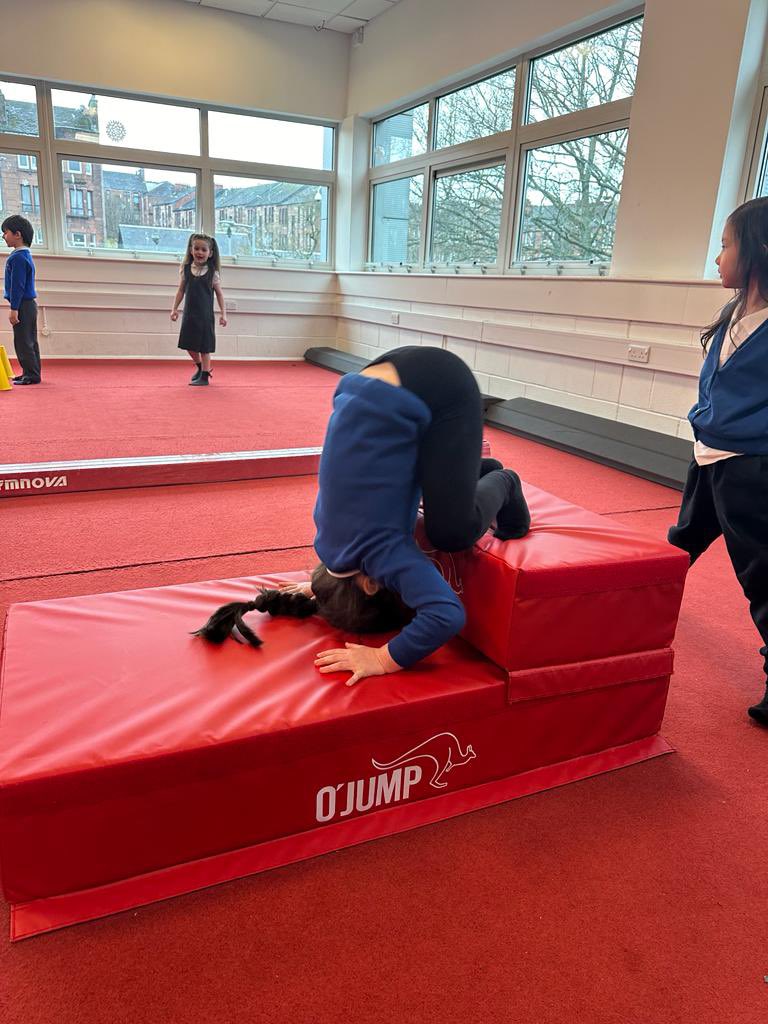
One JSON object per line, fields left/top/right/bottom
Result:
{"left": 182, "top": 0, "right": 403, "bottom": 34}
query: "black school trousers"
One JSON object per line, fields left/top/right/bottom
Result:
{"left": 366, "top": 345, "right": 521, "bottom": 551}
{"left": 12, "top": 298, "right": 41, "bottom": 382}
{"left": 668, "top": 455, "right": 768, "bottom": 679}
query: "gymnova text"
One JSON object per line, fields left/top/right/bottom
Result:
{"left": 0, "top": 475, "right": 68, "bottom": 491}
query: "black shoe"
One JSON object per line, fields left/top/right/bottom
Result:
{"left": 747, "top": 685, "right": 768, "bottom": 726}
{"left": 190, "top": 363, "right": 202, "bottom": 383}
{"left": 16, "top": 376, "right": 41, "bottom": 385}
{"left": 11, "top": 374, "right": 25, "bottom": 383}
{"left": 190, "top": 370, "right": 210, "bottom": 387}
{"left": 493, "top": 470, "right": 531, "bottom": 540}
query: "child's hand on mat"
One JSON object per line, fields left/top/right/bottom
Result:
{"left": 278, "top": 581, "right": 314, "bottom": 597}
{"left": 8, "top": 310, "right": 19, "bottom": 325}
{"left": 315, "top": 642, "right": 401, "bottom": 686}
{"left": 170, "top": 310, "right": 179, "bottom": 321}
{"left": 219, "top": 315, "right": 227, "bottom": 327}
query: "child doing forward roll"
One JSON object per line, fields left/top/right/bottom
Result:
{"left": 197, "top": 346, "right": 530, "bottom": 685}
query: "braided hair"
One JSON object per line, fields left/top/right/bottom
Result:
{"left": 193, "top": 565, "right": 412, "bottom": 649}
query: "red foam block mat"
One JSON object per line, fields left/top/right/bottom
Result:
{"left": 417, "top": 482, "right": 688, "bottom": 671}
{"left": 0, "top": 572, "right": 675, "bottom": 939}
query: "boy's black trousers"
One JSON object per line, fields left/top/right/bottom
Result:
{"left": 668, "top": 455, "right": 768, "bottom": 680}
{"left": 12, "top": 298, "right": 41, "bottom": 382}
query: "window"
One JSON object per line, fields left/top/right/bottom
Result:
{"left": 372, "top": 105, "right": 429, "bottom": 166}
{"left": 527, "top": 19, "right": 643, "bottom": 123}
{"left": 518, "top": 129, "right": 628, "bottom": 262}
{"left": 52, "top": 89, "right": 200, "bottom": 156}
{"left": 20, "top": 183, "right": 40, "bottom": 213}
{"left": 209, "top": 111, "right": 333, "bottom": 170}
{"left": 435, "top": 70, "right": 516, "bottom": 150}
{"left": 1, "top": 74, "right": 334, "bottom": 263}
{"left": 69, "top": 187, "right": 85, "bottom": 216}
{"left": 370, "top": 175, "right": 423, "bottom": 264}
{"left": 0, "top": 79, "right": 38, "bottom": 136}
{"left": 367, "top": 16, "right": 642, "bottom": 271}
{"left": 62, "top": 159, "right": 197, "bottom": 252}
{"left": 0, "top": 149, "right": 43, "bottom": 242}
{"left": 213, "top": 173, "right": 329, "bottom": 260}
{"left": 430, "top": 163, "right": 505, "bottom": 264}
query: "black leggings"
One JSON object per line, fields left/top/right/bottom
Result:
{"left": 366, "top": 346, "right": 516, "bottom": 551}
{"left": 669, "top": 455, "right": 768, "bottom": 679}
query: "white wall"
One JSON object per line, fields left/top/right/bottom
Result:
{"left": 335, "top": 272, "right": 721, "bottom": 437}
{"left": 32, "top": 257, "right": 337, "bottom": 360}
{"left": 0, "top": 0, "right": 349, "bottom": 120}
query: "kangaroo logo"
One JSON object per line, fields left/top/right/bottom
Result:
{"left": 421, "top": 548, "right": 464, "bottom": 596}
{"left": 372, "top": 731, "right": 476, "bottom": 790}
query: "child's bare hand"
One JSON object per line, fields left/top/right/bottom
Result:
{"left": 170, "top": 310, "right": 179, "bottom": 321}
{"left": 314, "top": 642, "right": 400, "bottom": 686}
{"left": 219, "top": 315, "right": 227, "bottom": 327}
{"left": 278, "top": 581, "right": 313, "bottom": 597}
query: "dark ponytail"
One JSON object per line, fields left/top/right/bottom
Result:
{"left": 702, "top": 197, "right": 768, "bottom": 352}
{"left": 194, "top": 565, "right": 412, "bottom": 650}
{"left": 193, "top": 588, "right": 316, "bottom": 648}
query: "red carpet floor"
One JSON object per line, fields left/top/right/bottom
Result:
{"left": 3, "top": 359, "right": 337, "bottom": 463}
{"left": 1, "top": 364, "right": 767, "bottom": 1024}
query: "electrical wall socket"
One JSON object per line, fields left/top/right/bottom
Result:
{"left": 627, "top": 344, "right": 650, "bottom": 363}
{"left": 390, "top": 312, "right": 400, "bottom": 325}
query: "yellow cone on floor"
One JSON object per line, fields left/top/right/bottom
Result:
{"left": 0, "top": 345, "right": 12, "bottom": 381}
{"left": 0, "top": 357, "right": 11, "bottom": 391}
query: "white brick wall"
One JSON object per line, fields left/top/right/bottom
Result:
{"left": 336, "top": 272, "right": 724, "bottom": 434}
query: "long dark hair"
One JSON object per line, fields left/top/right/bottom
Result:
{"left": 193, "top": 565, "right": 411, "bottom": 649}
{"left": 701, "top": 196, "right": 768, "bottom": 352}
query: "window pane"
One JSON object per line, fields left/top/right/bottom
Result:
{"left": 0, "top": 150, "right": 43, "bottom": 241}
{"left": 370, "top": 175, "right": 423, "bottom": 263}
{"left": 430, "top": 163, "right": 505, "bottom": 264}
{"left": 0, "top": 80, "right": 38, "bottom": 136}
{"left": 527, "top": 19, "right": 643, "bottom": 124}
{"left": 52, "top": 90, "right": 200, "bottom": 155}
{"left": 209, "top": 112, "right": 333, "bottom": 170}
{"left": 372, "top": 105, "right": 428, "bottom": 166}
{"left": 517, "top": 128, "right": 628, "bottom": 262}
{"left": 435, "top": 70, "right": 515, "bottom": 150}
{"left": 60, "top": 160, "right": 197, "bottom": 252}
{"left": 214, "top": 174, "right": 329, "bottom": 260}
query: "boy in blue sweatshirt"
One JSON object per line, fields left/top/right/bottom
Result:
{"left": 2, "top": 214, "right": 40, "bottom": 385}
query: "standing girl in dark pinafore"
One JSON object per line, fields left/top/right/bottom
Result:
{"left": 171, "top": 233, "right": 227, "bottom": 386}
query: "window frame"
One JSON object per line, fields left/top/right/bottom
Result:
{"left": 0, "top": 76, "right": 337, "bottom": 266}
{"left": 367, "top": 8, "right": 642, "bottom": 274}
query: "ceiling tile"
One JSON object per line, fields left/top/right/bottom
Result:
{"left": 264, "top": 3, "right": 329, "bottom": 26}
{"left": 272, "top": 0, "right": 351, "bottom": 12}
{"left": 324, "top": 14, "right": 366, "bottom": 32}
{"left": 202, "top": 0, "right": 273, "bottom": 13}
{"left": 339, "top": 0, "right": 393, "bottom": 20}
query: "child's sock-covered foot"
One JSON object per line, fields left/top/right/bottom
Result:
{"left": 493, "top": 470, "right": 531, "bottom": 540}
